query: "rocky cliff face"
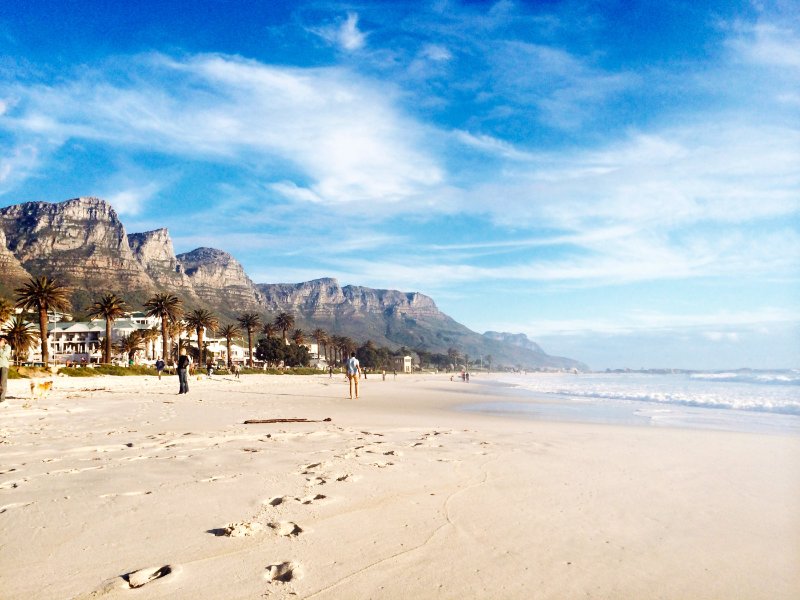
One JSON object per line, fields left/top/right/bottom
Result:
{"left": 0, "top": 197, "right": 153, "bottom": 291}
{"left": 177, "top": 247, "right": 263, "bottom": 309}
{"left": 0, "top": 228, "right": 30, "bottom": 295}
{"left": 483, "top": 331, "right": 545, "bottom": 354}
{"left": 128, "top": 228, "right": 196, "bottom": 297}
{"left": 258, "top": 279, "right": 441, "bottom": 320}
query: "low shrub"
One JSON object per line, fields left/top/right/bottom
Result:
{"left": 58, "top": 364, "right": 159, "bottom": 377}
{"left": 59, "top": 367, "right": 98, "bottom": 377}
{"left": 238, "top": 367, "right": 322, "bottom": 375}
{"left": 92, "top": 364, "right": 158, "bottom": 376}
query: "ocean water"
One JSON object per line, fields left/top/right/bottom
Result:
{"left": 462, "top": 371, "right": 800, "bottom": 435}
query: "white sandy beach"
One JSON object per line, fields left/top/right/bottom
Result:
{"left": 1, "top": 372, "right": 798, "bottom": 599}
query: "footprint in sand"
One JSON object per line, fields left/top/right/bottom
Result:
{"left": 200, "top": 475, "right": 231, "bottom": 483}
{"left": 296, "top": 493, "right": 326, "bottom": 505}
{"left": 0, "top": 479, "right": 25, "bottom": 490}
{"left": 124, "top": 565, "right": 177, "bottom": 588}
{"left": 299, "top": 462, "right": 325, "bottom": 475}
{"left": 99, "top": 491, "right": 152, "bottom": 498}
{"left": 268, "top": 521, "right": 303, "bottom": 537}
{"left": 265, "top": 561, "right": 299, "bottom": 583}
{"left": 217, "top": 522, "right": 264, "bottom": 537}
{"left": 0, "top": 501, "right": 35, "bottom": 514}
{"left": 265, "top": 496, "right": 287, "bottom": 507}
{"left": 305, "top": 476, "right": 326, "bottom": 486}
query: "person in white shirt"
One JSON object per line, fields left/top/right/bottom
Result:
{"left": 346, "top": 352, "right": 360, "bottom": 400}
{"left": 0, "top": 337, "right": 11, "bottom": 403}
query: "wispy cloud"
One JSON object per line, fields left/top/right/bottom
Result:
{"left": 728, "top": 21, "right": 800, "bottom": 69}
{"left": 0, "top": 142, "right": 39, "bottom": 193}
{"left": 505, "top": 307, "right": 800, "bottom": 337}
{"left": 310, "top": 12, "right": 367, "bottom": 51}
{"left": 1, "top": 52, "right": 443, "bottom": 206}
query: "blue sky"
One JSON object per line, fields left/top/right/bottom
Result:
{"left": 1, "top": 0, "right": 798, "bottom": 370}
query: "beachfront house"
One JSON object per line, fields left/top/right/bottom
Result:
{"left": 393, "top": 355, "right": 413, "bottom": 373}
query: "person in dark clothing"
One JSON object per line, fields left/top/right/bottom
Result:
{"left": 155, "top": 358, "right": 165, "bottom": 380}
{"left": 177, "top": 350, "right": 191, "bottom": 394}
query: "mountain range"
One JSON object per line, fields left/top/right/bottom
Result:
{"left": 0, "top": 197, "right": 586, "bottom": 370}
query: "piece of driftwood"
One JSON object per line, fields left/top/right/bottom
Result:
{"left": 243, "top": 418, "right": 332, "bottom": 424}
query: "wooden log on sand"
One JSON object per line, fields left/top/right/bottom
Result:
{"left": 243, "top": 418, "right": 332, "bottom": 424}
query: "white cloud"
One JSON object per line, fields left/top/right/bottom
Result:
{"left": 339, "top": 13, "right": 366, "bottom": 51}
{"left": 453, "top": 130, "right": 538, "bottom": 161}
{"left": 729, "top": 22, "right": 800, "bottom": 69}
{"left": 311, "top": 12, "right": 366, "bottom": 52}
{"left": 501, "top": 307, "right": 800, "bottom": 338}
{"left": 421, "top": 44, "right": 452, "bottom": 62}
{"left": 105, "top": 183, "right": 161, "bottom": 217}
{"left": 471, "top": 123, "right": 800, "bottom": 233}
{"left": 487, "top": 41, "right": 637, "bottom": 129}
{"left": 0, "top": 143, "right": 39, "bottom": 191}
{"left": 2, "top": 53, "right": 442, "bottom": 206}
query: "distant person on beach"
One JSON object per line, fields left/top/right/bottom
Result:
{"left": 177, "top": 350, "right": 190, "bottom": 394}
{"left": 329, "top": 366, "right": 333, "bottom": 379}
{"left": 346, "top": 352, "right": 360, "bottom": 399}
{"left": 233, "top": 363, "right": 240, "bottom": 378}
{"left": 206, "top": 361, "right": 213, "bottom": 378}
{"left": 155, "top": 358, "right": 165, "bottom": 380}
{"left": 0, "top": 337, "right": 11, "bottom": 403}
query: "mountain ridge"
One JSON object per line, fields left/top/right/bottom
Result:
{"left": 0, "top": 197, "right": 586, "bottom": 370}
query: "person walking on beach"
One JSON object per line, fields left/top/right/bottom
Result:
{"left": 155, "top": 358, "right": 165, "bottom": 380}
{"left": 233, "top": 363, "right": 240, "bottom": 379}
{"left": 346, "top": 352, "right": 360, "bottom": 399}
{"left": 177, "top": 350, "right": 190, "bottom": 394}
{"left": 0, "top": 337, "right": 11, "bottom": 403}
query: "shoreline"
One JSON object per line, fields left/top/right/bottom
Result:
{"left": 1, "top": 373, "right": 798, "bottom": 599}
{"left": 458, "top": 372, "right": 800, "bottom": 436}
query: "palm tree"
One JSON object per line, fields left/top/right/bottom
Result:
{"left": 291, "top": 328, "right": 305, "bottom": 346}
{"left": 336, "top": 336, "right": 356, "bottom": 363}
{"left": 116, "top": 332, "right": 144, "bottom": 363}
{"left": 274, "top": 312, "right": 295, "bottom": 342}
{"left": 143, "top": 293, "right": 183, "bottom": 365}
{"left": 15, "top": 276, "right": 71, "bottom": 367}
{"left": 217, "top": 323, "right": 242, "bottom": 368}
{"left": 144, "top": 326, "right": 161, "bottom": 359}
{"left": 312, "top": 328, "right": 328, "bottom": 362}
{"left": 237, "top": 313, "right": 261, "bottom": 368}
{"left": 262, "top": 322, "right": 278, "bottom": 339}
{"left": 0, "top": 298, "right": 13, "bottom": 323}
{"left": 185, "top": 308, "right": 219, "bottom": 365}
{"left": 2, "top": 315, "right": 38, "bottom": 365}
{"left": 329, "top": 335, "right": 343, "bottom": 364}
{"left": 85, "top": 293, "right": 129, "bottom": 364}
